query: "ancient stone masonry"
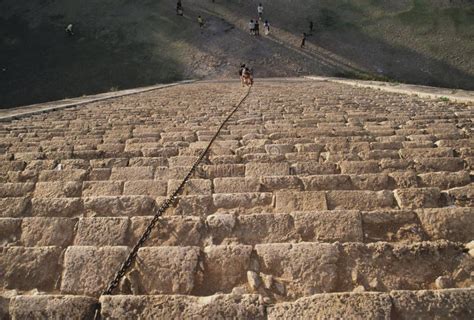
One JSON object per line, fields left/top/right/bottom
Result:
{"left": 0, "top": 79, "right": 473, "bottom": 319}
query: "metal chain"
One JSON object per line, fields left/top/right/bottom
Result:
{"left": 93, "top": 84, "right": 252, "bottom": 319}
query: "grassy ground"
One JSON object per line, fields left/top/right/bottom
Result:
{"left": 0, "top": 0, "right": 473, "bottom": 108}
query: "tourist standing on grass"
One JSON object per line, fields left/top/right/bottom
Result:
{"left": 249, "top": 19, "right": 255, "bottom": 35}
{"left": 176, "top": 1, "right": 183, "bottom": 16}
{"left": 255, "top": 19, "right": 260, "bottom": 36}
{"left": 300, "top": 33, "right": 306, "bottom": 48}
{"left": 264, "top": 20, "right": 270, "bottom": 35}
{"left": 65, "top": 24, "right": 74, "bottom": 36}
{"left": 198, "top": 16, "right": 204, "bottom": 28}
{"left": 257, "top": 3, "right": 264, "bottom": 20}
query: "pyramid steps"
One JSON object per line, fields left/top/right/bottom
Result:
{"left": 1, "top": 79, "right": 473, "bottom": 318}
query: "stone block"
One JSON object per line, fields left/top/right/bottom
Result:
{"left": 10, "top": 295, "right": 97, "bottom": 319}
{"left": 350, "top": 174, "right": 390, "bottom": 190}
{"left": 197, "top": 245, "right": 253, "bottom": 295}
{"left": 34, "top": 181, "right": 82, "bottom": 198}
{"left": 82, "top": 181, "right": 123, "bottom": 197}
{"left": 0, "top": 218, "right": 21, "bottom": 245}
{"left": 292, "top": 210, "right": 363, "bottom": 242}
{"left": 21, "top": 217, "right": 76, "bottom": 246}
{"left": 295, "top": 143, "right": 323, "bottom": 153}
{"left": 60, "top": 246, "right": 128, "bottom": 296}
{"left": 0, "top": 182, "right": 35, "bottom": 197}
{"left": 174, "top": 195, "right": 213, "bottom": 216}
{"left": 275, "top": 191, "right": 327, "bottom": 212}
{"left": 100, "top": 294, "right": 266, "bottom": 319}
{"left": 394, "top": 188, "right": 441, "bottom": 209}
{"left": 414, "top": 157, "right": 465, "bottom": 172}
{"left": 87, "top": 168, "right": 111, "bottom": 181}
{"left": 362, "top": 210, "right": 424, "bottom": 242}
{"left": 339, "top": 241, "right": 464, "bottom": 291}
{"left": 75, "top": 217, "right": 129, "bottom": 246}
{"left": 38, "top": 169, "right": 87, "bottom": 182}
{"left": 130, "top": 216, "right": 203, "bottom": 246}
{"left": 133, "top": 246, "right": 200, "bottom": 294}
{"left": 255, "top": 243, "right": 339, "bottom": 298}
{"left": 0, "top": 197, "right": 30, "bottom": 217}
{"left": 290, "top": 162, "right": 338, "bottom": 175}
{"left": 301, "top": 175, "right": 352, "bottom": 191}
{"left": 379, "top": 159, "right": 413, "bottom": 171}
{"left": 213, "top": 177, "right": 261, "bottom": 193}
{"left": 326, "top": 190, "right": 395, "bottom": 210}
{"left": 83, "top": 196, "right": 155, "bottom": 217}
{"left": 90, "top": 158, "right": 128, "bottom": 168}
{"left": 31, "top": 198, "right": 82, "bottom": 217}
{"left": 416, "top": 208, "right": 474, "bottom": 242}
{"left": 400, "top": 148, "right": 453, "bottom": 159}
{"left": 358, "top": 150, "right": 400, "bottom": 160}
{"left": 110, "top": 167, "right": 154, "bottom": 180}
{"left": 246, "top": 162, "right": 289, "bottom": 177}
{"left": 213, "top": 193, "right": 273, "bottom": 213}
{"left": 128, "top": 157, "right": 168, "bottom": 167}
{"left": 340, "top": 161, "right": 380, "bottom": 174}
{"left": 167, "top": 179, "right": 211, "bottom": 196}
{"left": 208, "top": 213, "right": 296, "bottom": 245}
{"left": 265, "top": 144, "right": 295, "bottom": 154}
{"left": 418, "top": 171, "right": 471, "bottom": 189}
{"left": 389, "top": 172, "right": 419, "bottom": 188}
{"left": 198, "top": 164, "right": 245, "bottom": 179}
{"left": 0, "top": 246, "right": 63, "bottom": 291}
{"left": 154, "top": 166, "right": 190, "bottom": 180}
{"left": 168, "top": 156, "right": 201, "bottom": 167}
{"left": 268, "top": 292, "right": 392, "bottom": 319}
{"left": 445, "top": 184, "right": 474, "bottom": 207}
{"left": 259, "top": 176, "right": 303, "bottom": 191}
{"left": 0, "top": 296, "right": 8, "bottom": 320}
{"left": 124, "top": 180, "right": 167, "bottom": 196}
{"left": 390, "top": 289, "right": 474, "bottom": 319}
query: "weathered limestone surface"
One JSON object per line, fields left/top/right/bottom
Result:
{"left": 268, "top": 292, "right": 392, "bottom": 319}
{"left": 0, "top": 246, "right": 63, "bottom": 291}
{"left": 391, "top": 289, "right": 474, "bottom": 319}
{"left": 132, "top": 246, "right": 200, "bottom": 294}
{"left": 60, "top": 246, "right": 128, "bottom": 296}
{"left": 0, "top": 80, "right": 473, "bottom": 317}
{"left": 100, "top": 294, "right": 266, "bottom": 319}
{"left": 10, "top": 295, "right": 97, "bottom": 319}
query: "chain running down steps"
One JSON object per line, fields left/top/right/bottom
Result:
{"left": 93, "top": 84, "right": 253, "bottom": 319}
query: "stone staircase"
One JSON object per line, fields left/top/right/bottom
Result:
{"left": 1, "top": 78, "right": 473, "bottom": 319}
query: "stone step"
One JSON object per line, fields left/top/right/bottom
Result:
{"left": 2, "top": 207, "right": 472, "bottom": 247}
{"left": 268, "top": 289, "right": 474, "bottom": 319}
{"left": 3, "top": 241, "right": 469, "bottom": 298}
{"left": 3, "top": 289, "right": 473, "bottom": 319}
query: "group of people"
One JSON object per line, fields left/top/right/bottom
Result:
{"left": 249, "top": 4, "right": 270, "bottom": 36}
{"left": 176, "top": 1, "right": 205, "bottom": 29}
{"left": 173, "top": 1, "right": 314, "bottom": 86}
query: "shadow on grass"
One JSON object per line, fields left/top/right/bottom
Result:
{"left": 0, "top": 14, "right": 184, "bottom": 109}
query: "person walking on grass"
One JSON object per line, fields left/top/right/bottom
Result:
{"left": 264, "top": 20, "right": 270, "bottom": 35}
{"left": 257, "top": 3, "right": 263, "bottom": 20}
{"left": 65, "top": 24, "right": 74, "bottom": 36}
{"left": 300, "top": 32, "right": 306, "bottom": 48}
{"left": 249, "top": 19, "right": 255, "bottom": 35}
{"left": 176, "top": 1, "right": 183, "bottom": 16}
{"left": 198, "top": 15, "right": 204, "bottom": 28}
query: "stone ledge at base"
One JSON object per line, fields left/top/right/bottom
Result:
{"left": 0, "top": 80, "right": 195, "bottom": 122}
{"left": 3, "top": 289, "right": 473, "bottom": 319}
